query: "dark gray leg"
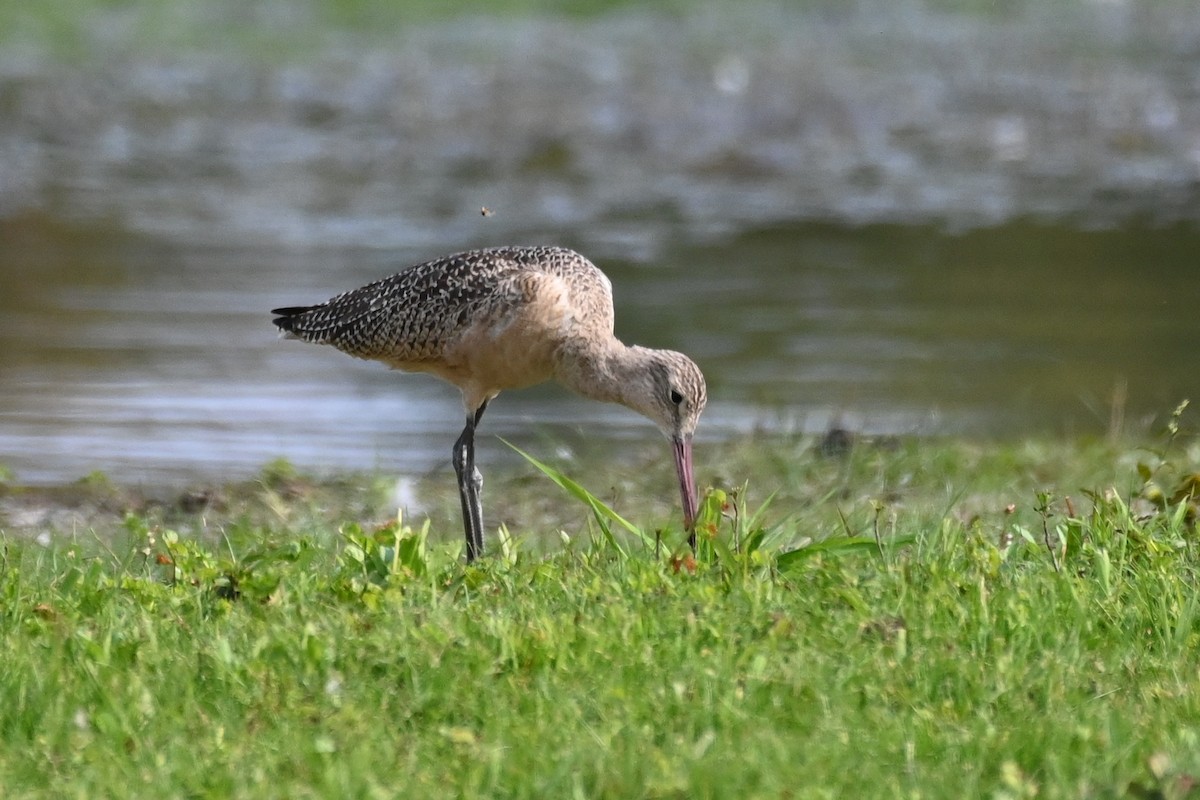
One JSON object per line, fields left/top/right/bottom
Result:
{"left": 452, "top": 401, "right": 489, "bottom": 562}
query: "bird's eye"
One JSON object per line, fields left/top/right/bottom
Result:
{"left": 669, "top": 389, "right": 684, "bottom": 405}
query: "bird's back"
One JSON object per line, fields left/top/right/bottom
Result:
{"left": 272, "top": 245, "right": 614, "bottom": 370}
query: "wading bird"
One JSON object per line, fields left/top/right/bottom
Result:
{"left": 272, "top": 246, "right": 706, "bottom": 561}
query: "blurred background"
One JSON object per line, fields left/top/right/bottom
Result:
{"left": 1, "top": 0, "right": 1198, "bottom": 486}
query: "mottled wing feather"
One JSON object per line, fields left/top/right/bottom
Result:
{"left": 272, "top": 246, "right": 607, "bottom": 367}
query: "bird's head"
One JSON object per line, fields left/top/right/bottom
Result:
{"left": 623, "top": 348, "right": 707, "bottom": 441}
{"left": 624, "top": 348, "right": 707, "bottom": 530}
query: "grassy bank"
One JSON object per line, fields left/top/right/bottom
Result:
{"left": 8, "top": 0, "right": 1198, "bottom": 62}
{"left": 0, "top": 0, "right": 692, "bottom": 61}
{"left": 2, "top": 421, "right": 1199, "bottom": 798}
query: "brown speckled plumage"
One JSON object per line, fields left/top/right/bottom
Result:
{"left": 274, "top": 246, "right": 608, "bottom": 363}
{"left": 272, "top": 245, "right": 706, "bottom": 561}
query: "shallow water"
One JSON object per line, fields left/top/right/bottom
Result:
{"left": 1, "top": 2, "right": 1199, "bottom": 485}
{"left": 2, "top": 215, "right": 1197, "bottom": 486}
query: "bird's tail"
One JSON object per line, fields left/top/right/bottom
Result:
{"left": 271, "top": 305, "right": 318, "bottom": 339}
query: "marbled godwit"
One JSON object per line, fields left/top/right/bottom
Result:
{"left": 272, "top": 246, "right": 707, "bottom": 561}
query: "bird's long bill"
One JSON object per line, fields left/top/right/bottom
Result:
{"left": 672, "top": 435, "right": 698, "bottom": 531}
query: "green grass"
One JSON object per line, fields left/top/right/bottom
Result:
{"left": 2, "top": 420, "right": 1200, "bottom": 798}
{"left": 0, "top": 0, "right": 692, "bottom": 61}
{"left": 11, "top": 0, "right": 1197, "bottom": 63}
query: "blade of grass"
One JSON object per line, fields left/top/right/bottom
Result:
{"left": 776, "top": 533, "right": 918, "bottom": 572}
{"left": 501, "top": 439, "right": 656, "bottom": 552}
